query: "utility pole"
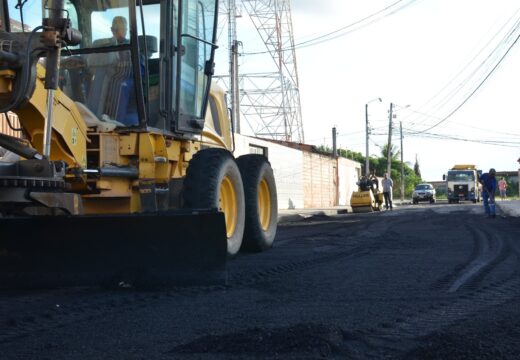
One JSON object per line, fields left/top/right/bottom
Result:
{"left": 228, "top": 0, "right": 241, "bottom": 134}
{"left": 365, "top": 98, "right": 381, "bottom": 176}
{"left": 332, "top": 127, "right": 337, "bottom": 158}
{"left": 400, "top": 121, "right": 404, "bottom": 201}
{"left": 386, "top": 103, "right": 394, "bottom": 177}
{"left": 231, "top": 40, "right": 241, "bottom": 133}
{"left": 365, "top": 104, "right": 369, "bottom": 176}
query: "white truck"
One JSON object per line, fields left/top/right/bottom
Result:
{"left": 443, "top": 165, "right": 481, "bottom": 204}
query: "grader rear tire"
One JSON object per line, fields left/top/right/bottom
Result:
{"left": 183, "top": 149, "right": 245, "bottom": 258}
{"left": 236, "top": 155, "right": 278, "bottom": 252}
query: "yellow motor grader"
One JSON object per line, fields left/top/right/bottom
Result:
{"left": 0, "top": 0, "right": 278, "bottom": 285}
{"left": 350, "top": 174, "right": 383, "bottom": 213}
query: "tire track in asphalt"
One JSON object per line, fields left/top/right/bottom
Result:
{"left": 448, "top": 227, "right": 505, "bottom": 293}
{"left": 354, "top": 271, "right": 520, "bottom": 359}
{"left": 357, "top": 219, "right": 520, "bottom": 359}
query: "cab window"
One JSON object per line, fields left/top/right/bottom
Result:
{"left": 7, "top": 1, "right": 42, "bottom": 32}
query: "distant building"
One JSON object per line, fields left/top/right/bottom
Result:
{"left": 495, "top": 171, "right": 518, "bottom": 184}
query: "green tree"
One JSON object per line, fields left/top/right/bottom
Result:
{"left": 414, "top": 155, "right": 422, "bottom": 178}
{"left": 318, "top": 143, "right": 422, "bottom": 198}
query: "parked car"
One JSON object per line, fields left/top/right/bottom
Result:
{"left": 412, "top": 183, "right": 436, "bottom": 204}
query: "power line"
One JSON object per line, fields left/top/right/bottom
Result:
{"left": 404, "top": 131, "right": 520, "bottom": 148}
{"left": 402, "top": 8, "right": 520, "bottom": 128}
{"left": 408, "top": 26, "right": 520, "bottom": 134}
{"left": 242, "top": 0, "right": 419, "bottom": 55}
{"left": 401, "top": 108, "right": 520, "bottom": 139}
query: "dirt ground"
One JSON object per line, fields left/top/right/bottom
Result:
{"left": 1, "top": 202, "right": 520, "bottom": 359}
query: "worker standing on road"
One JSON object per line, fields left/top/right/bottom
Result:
{"left": 498, "top": 177, "right": 507, "bottom": 200}
{"left": 382, "top": 173, "right": 393, "bottom": 210}
{"left": 479, "top": 168, "right": 497, "bottom": 218}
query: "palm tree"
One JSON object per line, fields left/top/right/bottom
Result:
{"left": 381, "top": 143, "right": 400, "bottom": 161}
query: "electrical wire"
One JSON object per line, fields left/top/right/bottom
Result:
{"left": 399, "top": 108, "right": 520, "bottom": 140}
{"left": 395, "top": 14, "right": 520, "bottom": 133}
{"left": 402, "top": 8, "right": 520, "bottom": 128}
{"left": 409, "top": 29, "right": 520, "bottom": 134}
{"left": 242, "top": 0, "right": 419, "bottom": 55}
{"left": 404, "top": 131, "right": 520, "bottom": 148}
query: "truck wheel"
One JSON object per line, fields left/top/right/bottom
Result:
{"left": 183, "top": 148, "right": 245, "bottom": 257}
{"left": 236, "top": 155, "right": 278, "bottom": 252}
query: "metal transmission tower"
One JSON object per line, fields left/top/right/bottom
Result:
{"left": 215, "top": 0, "right": 304, "bottom": 143}
{"left": 216, "top": 0, "right": 242, "bottom": 134}
{"left": 240, "top": 0, "right": 304, "bottom": 143}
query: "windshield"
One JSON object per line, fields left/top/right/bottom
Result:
{"left": 447, "top": 171, "right": 475, "bottom": 182}
{"left": 415, "top": 184, "right": 432, "bottom": 190}
{"left": 177, "top": 0, "right": 217, "bottom": 124}
{"left": 7, "top": 0, "right": 216, "bottom": 133}
{"left": 7, "top": 0, "right": 140, "bottom": 127}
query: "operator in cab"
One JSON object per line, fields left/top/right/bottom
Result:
{"left": 110, "top": 16, "right": 129, "bottom": 45}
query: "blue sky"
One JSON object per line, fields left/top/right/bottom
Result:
{"left": 216, "top": 0, "right": 520, "bottom": 180}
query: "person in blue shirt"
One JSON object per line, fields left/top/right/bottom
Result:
{"left": 479, "top": 168, "right": 497, "bottom": 218}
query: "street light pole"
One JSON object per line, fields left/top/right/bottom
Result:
{"left": 386, "top": 102, "right": 394, "bottom": 177}
{"left": 400, "top": 121, "right": 404, "bottom": 201}
{"left": 365, "top": 98, "right": 382, "bottom": 176}
{"left": 365, "top": 103, "right": 369, "bottom": 176}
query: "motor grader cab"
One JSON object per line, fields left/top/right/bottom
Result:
{"left": 350, "top": 174, "right": 383, "bottom": 213}
{"left": 0, "top": 0, "right": 278, "bottom": 286}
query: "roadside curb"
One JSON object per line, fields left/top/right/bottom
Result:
{"left": 496, "top": 201, "right": 520, "bottom": 218}
{"left": 277, "top": 200, "right": 415, "bottom": 224}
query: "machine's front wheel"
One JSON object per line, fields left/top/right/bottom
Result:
{"left": 236, "top": 155, "right": 278, "bottom": 252}
{"left": 183, "top": 149, "right": 245, "bottom": 257}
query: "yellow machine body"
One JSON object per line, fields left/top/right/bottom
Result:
{"left": 0, "top": 0, "right": 279, "bottom": 286}
{"left": 350, "top": 176, "right": 384, "bottom": 213}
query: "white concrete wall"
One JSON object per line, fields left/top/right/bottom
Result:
{"left": 233, "top": 134, "right": 304, "bottom": 209}
{"left": 233, "top": 134, "right": 361, "bottom": 210}
{"left": 338, "top": 158, "right": 361, "bottom": 206}
{"left": 303, "top": 152, "right": 337, "bottom": 208}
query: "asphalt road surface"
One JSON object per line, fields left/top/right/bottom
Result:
{"left": 2, "top": 202, "right": 520, "bottom": 359}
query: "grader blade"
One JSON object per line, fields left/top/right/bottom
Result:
{"left": 0, "top": 210, "right": 227, "bottom": 288}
